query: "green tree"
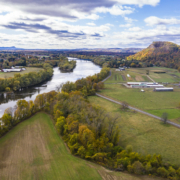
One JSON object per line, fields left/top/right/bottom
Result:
{"left": 55, "top": 116, "right": 65, "bottom": 135}
{"left": 161, "top": 112, "right": 168, "bottom": 124}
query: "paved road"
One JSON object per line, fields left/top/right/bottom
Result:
{"left": 96, "top": 93, "right": 180, "bottom": 129}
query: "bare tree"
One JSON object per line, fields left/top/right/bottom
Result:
{"left": 121, "top": 101, "right": 129, "bottom": 110}
{"left": 56, "top": 83, "right": 64, "bottom": 92}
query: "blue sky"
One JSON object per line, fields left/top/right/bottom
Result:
{"left": 0, "top": 0, "right": 180, "bottom": 49}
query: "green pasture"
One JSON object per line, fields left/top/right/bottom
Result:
{"left": 98, "top": 83, "right": 180, "bottom": 124}
{"left": 0, "top": 67, "right": 43, "bottom": 78}
{"left": 89, "top": 96, "right": 180, "bottom": 166}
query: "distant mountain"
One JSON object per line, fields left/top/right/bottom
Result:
{"left": 79, "top": 48, "right": 143, "bottom": 53}
{"left": 127, "top": 41, "right": 180, "bottom": 69}
{"left": 0, "top": 46, "right": 24, "bottom": 50}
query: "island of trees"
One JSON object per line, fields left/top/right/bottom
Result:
{"left": 59, "top": 56, "right": 76, "bottom": 72}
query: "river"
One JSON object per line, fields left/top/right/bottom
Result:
{"left": 0, "top": 58, "right": 101, "bottom": 117}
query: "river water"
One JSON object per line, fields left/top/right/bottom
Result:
{"left": 0, "top": 58, "right": 101, "bottom": 117}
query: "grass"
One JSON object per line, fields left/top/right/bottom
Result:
{"left": 129, "top": 67, "right": 180, "bottom": 83}
{"left": 0, "top": 112, "right": 161, "bottom": 180}
{"left": 105, "top": 69, "right": 151, "bottom": 84}
{"left": 89, "top": 96, "right": 180, "bottom": 166}
{"left": 0, "top": 67, "right": 43, "bottom": 78}
{"left": 98, "top": 83, "right": 180, "bottom": 124}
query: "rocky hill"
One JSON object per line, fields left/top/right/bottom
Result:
{"left": 127, "top": 41, "right": 180, "bottom": 69}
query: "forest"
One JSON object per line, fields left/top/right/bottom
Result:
{"left": 127, "top": 41, "right": 180, "bottom": 70}
{"left": 1, "top": 66, "right": 180, "bottom": 179}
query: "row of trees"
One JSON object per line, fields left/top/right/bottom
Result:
{"left": 61, "top": 67, "right": 109, "bottom": 96}
{"left": 0, "top": 63, "right": 53, "bottom": 92}
{"left": 65, "top": 54, "right": 143, "bottom": 68}
{"left": 29, "top": 60, "right": 59, "bottom": 68}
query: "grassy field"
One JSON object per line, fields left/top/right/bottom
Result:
{"left": 0, "top": 112, "right": 162, "bottom": 180}
{"left": 129, "top": 67, "right": 180, "bottom": 83}
{"left": 99, "top": 82, "right": 180, "bottom": 124}
{"left": 0, "top": 67, "right": 43, "bottom": 78}
{"left": 105, "top": 69, "right": 150, "bottom": 84}
{"left": 89, "top": 96, "right": 180, "bottom": 166}
{"left": 106, "top": 67, "right": 180, "bottom": 84}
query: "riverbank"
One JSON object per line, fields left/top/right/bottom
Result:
{"left": 0, "top": 59, "right": 101, "bottom": 117}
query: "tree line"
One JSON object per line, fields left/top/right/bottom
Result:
{"left": 1, "top": 67, "right": 180, "bottom": 179}
{"left": 65, "top": 54, "right": 142, "bottom": 68}
{"left": 0, "top": 63, "right": 53, "bottom": 92}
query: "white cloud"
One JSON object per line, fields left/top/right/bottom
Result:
{"left": 124, "top": 17, "right": 137, "bottom": 23}
{"left": 87, "top": 22, "right": 96, "bottom": 26}
{"left": 114, "top": 0, "right": 160, "bottom": 7}
{"left": 119, "top": 23, "right": 132, "bottom": 27}
{"left": 95, "top": 5, "right": 134, "bottom": 16}
{"left": 145, "top": 16, "right": 180, "bottom": 26}
{"left": 128, "top": 27, "right": 141, "bottom": 31}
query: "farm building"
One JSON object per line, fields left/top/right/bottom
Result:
{"left": 2, "top": 69, "right": 22, "bottom": 72}
{"left": 127, "top": 82, "right": 158, "bottom": 86}
{"left": 154, "top": 88, "right": 174, "bottom": 92}
{"left": 127, "top": 82, "right": 164, "bottom": 88}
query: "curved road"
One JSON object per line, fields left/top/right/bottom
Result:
{"left": 97, "top": 70, "right": 180, "bottom": 129}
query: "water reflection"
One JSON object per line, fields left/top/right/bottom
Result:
{"left": 0, "top": 58, "right": 101, "bottom": 117}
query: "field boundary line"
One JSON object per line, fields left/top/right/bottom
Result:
{"left": 147, "top": 75, "right": 155, "bottom": 82}
{"left": 96, "top": 93, "right": 180, "bottom": 129}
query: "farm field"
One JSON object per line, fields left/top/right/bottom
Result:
{"left": 0, "top": 67, "right": 43, "bottom": 78}
{"left": 129, "top": 67, "right": 180, "bottom": 83}
{"left": 89, "top": 96, "right": 180, "bottom": 166}
{"left": 105, "top": 68, "right": 151, "bottom": 84}
{"left": 106, "top": 67, "right": 180, "bottom": 84}
{"left": 0, "top": 112, "right": 161, "bottom": 180}
{"left": 99, "top": 82, "right": 180, "bottom": 124}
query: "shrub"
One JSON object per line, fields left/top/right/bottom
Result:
{"left": 157, "top": 167, "right": 169, "bottom": 178}
{"left": 132, "top": 161, "right": 145, "bottom": 175}
{"left": 127, "top": 164, "right": 134, "bottom": 173}
{"left": 145, "top": 162, "right": 152, "bottom": 174}
{"left": 168, "top": 166, "right": 176, "bottom": 177}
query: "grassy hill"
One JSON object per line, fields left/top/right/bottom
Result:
{"left": 0, "top": 112, "right": 161, "bottom": 180}
{"left": 127, "top": 41, "right": 180, "bottom": 69}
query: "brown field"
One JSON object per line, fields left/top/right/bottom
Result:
{"left": 135, "top": 75, "right": 144, "bottom": 81}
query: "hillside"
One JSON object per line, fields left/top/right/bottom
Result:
{"left": 0, "top": 112, "right": 160, "bottom": 180}
{"left": 127, "top": 41, "right": 180, "bottom": 69}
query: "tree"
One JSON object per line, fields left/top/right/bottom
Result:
{"left": 157, "top": 167, "right": 169, "bottom": 178}
{"left": 55, "top": 116, "right": 65, "bottom": 135}
{"left": 161, "top": 112, "right": 168, "bottom": 124}
{"left": 121, "top": 101, "right": 129, "bottom": 110}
